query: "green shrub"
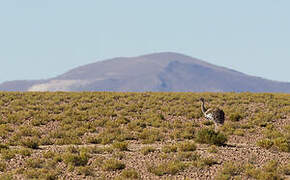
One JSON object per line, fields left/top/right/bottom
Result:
{"left": 208, "top": 145, "right": 218, "bottom": 153}
{"left": 96, "top": 128, "right": 134, "bottom": 145}
{"left": 257, "top": 138, "right": 273, "bottom": 149}
{"left": 233, "top": 129, "right": 245, "bottom": 136}
{"left": 45, "top": 159, "right": 58, "bottom": 169}
{"left": 0, "top": 172, "right": 13, "bottom": 180}
{"left": 113, "top": 152, "right": 125, "bottom": 160}
{"left": 118, "top": 168, "right": 140, "bottom": 179}
{"left": 252, "top": 112, "right": 276, "bottom": 127}
{"left": 263, "top": 129, "right": 283, "bottom": 139}
{"left": 176, "top": 152, "right": 199, "bottom": 161}
{"left": 180, "top": 127, "right": 195, "bottom": 140}
{"left": 0, "top": 144, "right": 9, "bottom": 150}
{"left": 140, "top": 146, "right": 156, "bottom": 155}
{"left": 162, "top": 144, "right": 177, "bottom": 153}
{"left": 216, "top": 161, "right": 241, "bottom": 179}
{"left": 18, "top": 126, "right": 41, "bottom": 137}
{"left": 1, "top": 149, "right": 16, "bottom": 160}
{"left": 148, "top": 160, "right": 186, "bottom": 176}
{"left": 257, "top": 136, "right": 289, "bottom": 152}
{"left": 195, "top": 157, "right": 218, "bottom": 168}
{"left": 273, "top": 137, "right": 290, "bottom": 152}
{"left": 77, "top": 166, "right": 94, "bottom": 176}
{"left": 23, "top": 168, "right": 59, "bottom": 180}
{"left": 43, "top": 151, "right": 56, "bottom": 159}
{"left": 86, "top": 135, "right": 101, "bottom": 144}
{"left": 245, "top": 160, "right": 283, "bottom": 180}
{"left": 220, "top": 122, "right": 239, "bottom": 135}
{"left": 102, "top": 159, "right": 125, "bottom": 171}
{"left": 283, "top": 163, "right": 290, "bottom": 175}
{"left": 229, "top": 112, "right": 243, "bottom": 122}
{"left": 92, "top": 156, "right": 105, "bottom": 168}
{"left": 203, "top": 120, "right": 213, "bottom": 126}
{"left": 196, "top": 128, "right": 227, "bottom": 146}
{"left": 20, "top": 137, "right": 39, "bottom": 149}
{"left": 63, "top": 151, "right": 89, "bottom": 166}
{"left": 139, "top": 129, "right": 163, "bottom": 144}
{"left": 40, "top": 136, "right": 54, "bottom": 145}
{"left": 113, "top": 141, "right": 129, "bottom": 151}
{"left": 23, "top": 169, "right": 40, "bottom": 179}
{"left": 17, "top": 147, "right": 32, "bottom": 157}
{"left": 178, "top": 141, "right": 196, "bottom": 152}
{"left": 0, "top": 161, "right": 6, "bottom": 172}
{"left": 25, "top": 158, "right": 45, "bottom": 168}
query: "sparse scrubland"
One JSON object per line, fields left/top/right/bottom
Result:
{"left": 0, "top": 92, "right": 289, "bottom": 179}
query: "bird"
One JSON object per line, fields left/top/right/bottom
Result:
{"left": 200, "top": 97, "right": 225, "bottom": 131}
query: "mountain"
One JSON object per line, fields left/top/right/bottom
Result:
{"left": 1, "top": 52, "right": 290, "bottom": 92}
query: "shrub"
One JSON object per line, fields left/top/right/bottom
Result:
{"left": 257, "top": 136, "right": 289, "bottom": 152}
{"left": 181, "top": 127, "right": 195, "bottom": 140}
{"left": 195, "top": 157, "right": 218, "bottom": 168}
{"left": 25, "top": 158, "right": 45, "bottom": 168}
{"left": 162, "top": 144, "right": 177, "bottom": 153}
{"left": 23, "top": 168, "right": 59, "bottom": 180}
{"left": 96, "top": 128, "right": 134, "bottom": 145}
{"left": 283, "top": 163, "right": 290, "bottom": 175}
{"left": 20, "top": 137, "right": 39, "bottom": 149}
{"left": 148, "top": 160, "right": 186, "bottom": 176}
{"left": 113, "top": 141, "right": 129, "bottom": 151}
{"left": 43, "top": 151, "right": 56, "bottom": 159}
{"left": 40, "top": 136, "right": 54, "bottom": 145}
{"left": 252, "top": 112, "right": 276, "bottom": 127}
{"left": 139, "top": 129, "right": 163, "bottom": 144}
{"left": 208, "top": 145, "right": 218, "bottom": 153}
{"left": 77, "top": 166, "right": 94, "bottom": 176}
{"left": 257, "top": 138, "right": 273, "bottom": 149}
{"left": 203, "top": 120, "right": 213, "bottom": 126}
{"left": 176, "top": 152, "right": 199, "bottom": 161}
{"left": 141, "top": 146, "right": 156, "bottom": 155}
{"left": 119, "top": 169, "right": 140, "bottom": 179}
{"left": 233, "top": 129, "right": 245, "bottom": 136}
{"left": 92, "top": 156, "right": 105, "bottom": 168}
{"left": 216, "top": 161, "right": 241, "bottom": 179}
{"left": 178, "top": 141, "right": 196, "bottom": 152}
{"left": 63, "top": 151, "right": 89, "bottom": 166}
{"left": 0, "top": 172, "right": 13, "bottom": 180}
{"left": 273, "top": 137, "right": 290, "bottom": 152}
{"left": 0, "top": 162, "right": 6, "bottom": 172}
{"left": 17, "top": 147, "right": 32, "bottom": 157}
{"left": 220, "top": 122, "right": 239, "bottom": 135}
{"left": 23, "top": 169, "right": 41, "bottom": 179}
{"left": 86, "top": 135, "right": 101, "bottom": 144}
{"left": 245, "top": 160, "right": 283, "bottom": 180}
{"left": 196, "top": 128, "right": 227, "bottom": 146}
{"left": 113, "top": 152, "right": 125, "bottom": 160}
{"left": 0, "top": 144, "right": 9, "bottom": 150}
{"left": 1, "top": 149, "right": 16, "bottom": 160}
{"left": 18, "top": 126, "right": 41, "bottom": 137}
{"left": 229, "top": 112, "right": 243, "bottom": 122}
{"left": 102, "top": 159, "right": 125, "bottom": 171}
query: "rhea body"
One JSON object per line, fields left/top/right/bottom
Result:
{"left": 200, "top": 98, "right": 225, "bottom": 131}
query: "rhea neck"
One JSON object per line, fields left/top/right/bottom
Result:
{"left": 200, "top": 99, "right": 207, "bottom": 114}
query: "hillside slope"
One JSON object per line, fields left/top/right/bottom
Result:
{"left": 0, "top": 92, "right": 289, "bottom": 179}
{"left": 1, "top": 52, "right": 290, "bottom": 92}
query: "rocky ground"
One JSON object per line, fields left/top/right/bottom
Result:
{"left": 0, "top": 92, "right": 289, "bottom": 179}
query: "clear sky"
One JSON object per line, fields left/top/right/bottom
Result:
{"left": 0, "top": 0, "right": 289, "bottom": 83}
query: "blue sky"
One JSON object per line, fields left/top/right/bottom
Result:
{"left": 0, "top": 0, "right": 289, "bottom": 83}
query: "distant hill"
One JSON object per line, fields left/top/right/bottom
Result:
{"left": 1, "top": 52, "right": 290, "bottom": 92}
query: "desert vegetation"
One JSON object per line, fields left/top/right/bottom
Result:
{"left": 0, "top": 92, "right": 289, "bottom": 179}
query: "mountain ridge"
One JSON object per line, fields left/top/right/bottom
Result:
{"left": 1, "top": 52, "right": 290, "bottom": 92}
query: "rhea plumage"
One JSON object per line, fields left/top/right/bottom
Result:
{"left": 200, "top": 97, "right": 225, "bottom": 131}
